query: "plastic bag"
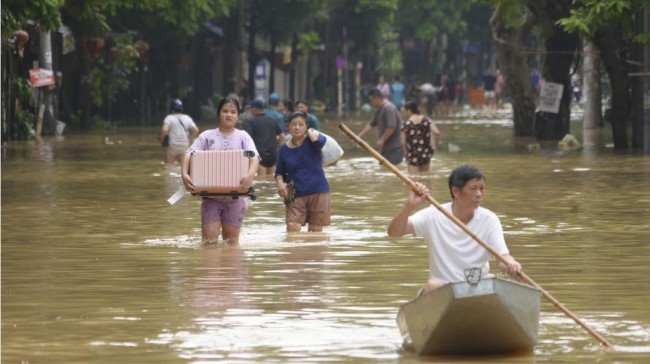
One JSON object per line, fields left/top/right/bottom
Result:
{"left": 321, "top": 133, "right": 344, "bottom": 166}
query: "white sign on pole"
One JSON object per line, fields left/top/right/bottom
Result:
{"left": 254, "top": 59, "right": 269, "bottom": 101}
{"left": 538, "top": 81, "right": 564, "bottom": 114}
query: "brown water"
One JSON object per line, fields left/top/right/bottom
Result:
{"left": 3, "top": 110, "right": 650, "bottom": 363}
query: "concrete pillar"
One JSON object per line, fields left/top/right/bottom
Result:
{"left": 37, "top": 30, "right": 55, "bottom": 137}
{"left": 642, "top": 10, "right": 650, "bottom": 154}
{"left": 582, "top": 39, "right": 602, "bottom": 130}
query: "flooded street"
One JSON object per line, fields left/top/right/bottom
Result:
{"left": 2, "top": 111, "right": 650, "bottom": 363}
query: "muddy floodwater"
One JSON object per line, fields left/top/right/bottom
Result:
{"left": 2, "top": 110, "right": 650, "bottom": 363}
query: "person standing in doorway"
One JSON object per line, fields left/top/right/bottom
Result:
{"left": 159, "top": 99, "right": 199, "bottom": 164}
{"left": 357, "top": 88, "right": 404, "bottom": 165}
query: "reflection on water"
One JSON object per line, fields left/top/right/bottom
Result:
{"left": 2, "top": 118, "right": 650, "bottom": 363}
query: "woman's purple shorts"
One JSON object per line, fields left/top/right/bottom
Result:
{"left": 201, "top": 198, "right": 249, "bottom": 227}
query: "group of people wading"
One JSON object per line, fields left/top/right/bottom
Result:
{"left": 159, "top": 91, "right": 522, "bottom": 296}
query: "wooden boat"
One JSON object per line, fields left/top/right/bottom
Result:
{"left": 396, "top": 277, "right": 541, "bottom": 356}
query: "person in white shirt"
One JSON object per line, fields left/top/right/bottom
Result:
{"left": 388, "top": 164, "right": 522, "bottom": 295}
{"left": 159, "top": 99, "right": 199, "bottom": 164}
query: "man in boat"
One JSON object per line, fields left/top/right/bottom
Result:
{"left": 387, "top": 164, "right": 522, "bottom": 295}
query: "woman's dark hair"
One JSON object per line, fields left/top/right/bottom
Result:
{"left": 217, "top": 96, "right": 241, "bottom": 116}
{"left": 282, "top": 98, "right": 294, "bottom": 113}
{"left": 448, "top": 165, "right": 485, "bottom": 199}
{"left": 295, "top": 99, "right": 310, "bottom": 108}
{"left": 404, "top": 101, "right": 419, "bottom": 114}
{"left": 286, "top": 110, "right": 307, "bottom": 124}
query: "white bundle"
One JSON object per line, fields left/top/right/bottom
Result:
{"left": 320, "top": 133, "right": 344, "bottom": 166}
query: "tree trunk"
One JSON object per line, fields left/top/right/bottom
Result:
{"left": 79, "top": 46, "right": 92, "bottom": 132}
{"left": 593, "top": 26, "right": 630, "bottom": 150}
{"left": 3, "top": 44, "right": 15, "bottom": 140}
{"left": 138, "top": 57, "right": 147, "bottom": 125}
{"left": 528, "top": 0, "right": 579, "bottom": 142}
{"left": 533, "top": 31, "right": 578, "bottom": 141}
{"left": 631, "top": 10, "right": 644, "bottom": 150}
{"left": 490, "top": 4, "right": 536, "bottom": 137}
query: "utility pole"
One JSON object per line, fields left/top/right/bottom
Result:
{"left": 582, "top": 39, "right": 602, "bottom": 129}
{"left": 644, "top": 10, "right": 650, "bottom": 154}
{"left": 355, "top": 61, "right": 362, "bottom": 115}
{"left": 582, "top": 38, "right": 604, "bottom": 152}
{"left": 37, "top": 29, "right": 55, "bottom": 136}
{"left": 342, "top": 27, "right": 350, "bottom": 119}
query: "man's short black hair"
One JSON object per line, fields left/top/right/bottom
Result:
{"left": 448, "top": 165, "right": 485, "bottom": 199}
{"left": 368, "top": 88, "right": 383, "bottom": 99}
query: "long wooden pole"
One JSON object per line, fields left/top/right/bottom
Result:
{"left": 338, "top": 122, "right": 613, "bottom": 349}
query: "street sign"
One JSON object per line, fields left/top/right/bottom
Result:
{"left": 254, "top": 59, "right": 269, "bottom": 101}
{"left": 29, "top": 68, "right": 56, "bottom": 87}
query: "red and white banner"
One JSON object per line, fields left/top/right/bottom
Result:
{"left": 29, "top": 68, "right": 56, "bottom": 88}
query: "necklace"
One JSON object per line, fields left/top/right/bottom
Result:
{"left": 290, "top": 137, "right": 304, "bottom": 147}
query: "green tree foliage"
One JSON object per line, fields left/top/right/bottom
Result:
{"left": 327, "top": 0, "right": 398, "bottom": 75}
{"left": 11, "top": 78, "right": 36, "bottom": 140}
{"left": 556, "top": 0, "right": 650, "bottom": 149}
{"left": 256, "top": 0, "right": 328, "bottom": 44}
{"left": 377, "top": 29, "right": 403, "bottom": 76}
{"left": 2, "top": 0, "right": 65, "bottom": 140}
{"left": 57, "top": 0, "right": 235, "bottom": 45}
{"left": 465, "top": 2, "right": 496, "bottom": 45}
{"left": 397, "top": 0, "right": 470, "bottom": 42}
{"left": 1, "top": 0, "right": 63, "bottom": 34}
{"left": 88, "top": 36, "right": 140, "bottom": 107}
{"left": 108, "top": 0, "right": 236, "bottom": 48}
{"left": 58, "top": 0, "right": 236, "bottom": 130}
{"left": 330, "top": 0, "right": 397, "bottom": 54}
{"left": 556, "top": 0, "right": 649, "bottom": 40}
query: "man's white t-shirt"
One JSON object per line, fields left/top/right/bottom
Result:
{"left": 164, "top": 114, "right": 196, "bottom": 145}
{"left": 409, "top": 202, "right": 509, "bottom": 284}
